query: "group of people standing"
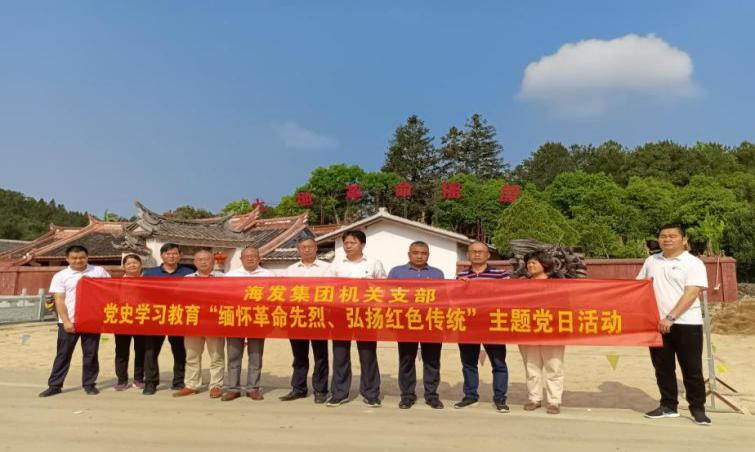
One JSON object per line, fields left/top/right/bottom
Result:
{"left": 37, "top": 224, "right": 711, "bottom": 425}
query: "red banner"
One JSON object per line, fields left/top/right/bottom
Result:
{"left": 75, "top": 277, "right": 661, "bottom": 346}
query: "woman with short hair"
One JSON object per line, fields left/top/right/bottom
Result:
{"left": 114, "top": 254, "right": 146, "bottom": 390}
{"left": 518, "top": 250, "right": 566, "bottom": 414}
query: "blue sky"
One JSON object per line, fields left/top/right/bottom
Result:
{"left": 1, "top": 1, "right": 753, "bottom": 217}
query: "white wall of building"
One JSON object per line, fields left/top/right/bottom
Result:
{"left": 332, "top": 221, "right": 461, "bottom": 279}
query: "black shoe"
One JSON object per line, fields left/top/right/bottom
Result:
{"left": 363, "top": 398, "right": 382, "bottom": 408}
{"left": 171, "top": 383, "right": 185, "bottom": 390}
{"left": 142, "top": 385, "right": 157, "bottom": 396}
{"left": 426, "top": 398, "right": 444, "bottom": 409}
{"left": 38, "top": 387, "right": 62, "bottom": 398}
{"left": 84, "top": 386, "right": 99, "bottom": 395}
{"left": 326, "top": 396, "right": 348, "bottom": 407}
{"left": 454, "top": 397, "right": 478, "bottom": 409}
{"left": 644, "top": 406, "right": 679, "bottom": 419}
{"left": 314, "top": 392, "right": 328, "bottom": 404}
{"left": 398, "top": 398, "right": 416, "bottom": 409}
{"left": 279, "top": 391, "right": 308, "bottom": 402}
{"left": 691, "top": 409, "right": 711, "bottom": 426}
{"left": 494, "top": 399, "right": 509, "bottom": 413}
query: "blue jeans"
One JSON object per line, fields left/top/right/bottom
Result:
{"left": 459, "top": 343, "right": 508, "bottom": 401}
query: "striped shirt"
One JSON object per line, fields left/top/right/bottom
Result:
{"left": 456, "top": 266, "right": 511, "bottom": 280}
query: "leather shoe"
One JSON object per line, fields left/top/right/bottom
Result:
{"left": 398, "top": 398, "right": 415, "bottom": 409}
{"left": 209, "top": 387, "right": 222, "bottom": 399}
{"left": 247, "top": 388, "right": 264, "bottom": 400}
{"left": 279, "top": 391, "right": 307, "bottom": 401}
{"left": 426, "top": 398, "right": 444, "bottom": 409}
{"left": 142, "top": 385, "right": 157, "bottom": 396}
{"left": 173, "top": 387, "right": 199, "bottom": 397}
{"left": 39, "top": 387, "right": 62, "bottom": 398}
{"left": 221, "top": 391, "right": 241, "bottom": 402}
{"left": 84, "top": 386, "right": 100, "bottom": 395}
{"left": 314, "top": 392, "right": 328, "bottom": 404}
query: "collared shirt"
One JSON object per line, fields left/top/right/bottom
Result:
{"left": 143, "top": 264, "right": 195, "bottom": 277}
{"left": 185, "top": 271, "right": 224, "bottom": 277}
{"left": 224, "top": 266, "right": 275, "bottom": 277}
{"left": 637, "top": 251, "right": 708, "bottom": 325}
{"left": 49, "top": 264, "right": 111, "bottom": 323}
{"left": 456, "top": 265, "right": 511, "bottom": 280}
{"left": 328, "top": 255, "right": 386, "bottom": 279}
{"left": 286, "top": 259, "right": 331, "bottom": 277}
{"left": 388, "top": 263, "right": 444, "bottom": 280}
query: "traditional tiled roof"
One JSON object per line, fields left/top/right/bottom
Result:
{"left": 118, "top": 202, "right": 311, "bottom": 258}
{"left": 0, "top": 239, "right": 29, "bottom": 253}
{"left": 0, "top": 202, "right": 316, "bottom": 267}
{"left": 0, "top": 216, "right": 127, "bottom": 267}
{"left": 309, "top": 224, "right": 342, "bottom": 236}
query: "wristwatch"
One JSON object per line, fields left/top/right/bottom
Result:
{"left": 665, "top": 314, "right": 676, "bottom": 322}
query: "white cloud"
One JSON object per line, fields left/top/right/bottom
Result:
{"left": 273, "top": 122, "right": 338, "bottom": 150}
{"left": 519, "top": 34, "right": 699, "bottom": 116}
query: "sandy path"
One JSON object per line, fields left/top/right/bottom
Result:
{"left": 1, "top": 322, "right": 753, "bottom": 451}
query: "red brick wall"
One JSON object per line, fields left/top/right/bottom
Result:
{"left": 0, "top": 266, "right": 125, "bottom": 296}
{"left": 456, "top": 257, "right": 738, "bottom": 302}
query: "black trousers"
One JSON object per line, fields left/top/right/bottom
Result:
{"left": 143, "top": 335, "right": 186, "bottom": 387}
{"left": 47, "top": 324, "right": 100, "bottom": 389}
{"left": 330, "top": 340, "right": 380, "bottom": 400}
{"left": 114, "top": 334, "right": 146, "bottom": 384}
{"left": 649, "top": 324, "right": 706, "bottom": 411}
{"left": 289, "top": 339, "right": 329, "bottom": 395}
{"left": 398, "top": 342, "right": 442, "bottom": 401}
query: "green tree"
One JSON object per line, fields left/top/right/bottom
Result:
{"left": 433, "top": 174, "right": 508, "bottom": 241}
{"left": 624, "top": 177, "right": 679, "bottom": 237}
{"left": 687, "top": 214, "right": 726, "bottom": 256}
{"left": 733, "top": 141, "right": 755, "bottom": 170}
{"left": 220, "top": 199, "right": 253, "bottom": 216}
{"left": 299, "top": 164, "right": 367, "bottom": 224}
{"left": 572, "top": 140, "right": 629, "bottom": 184}
{"left": 718, "top": 172, "right": 755, "bottom": 204}
{"left": 164, "top": 205, "right": 215, "bottom": 220}
{"left": 382, "top": 115, "right": 439, "bottom": 221}
{"left": 511, "top": 142, "right": 575, "bottom": 188}
{"left": 544, "top": 171, "right": 641, "bottom": 236}
{"left": 492, "top": 191, "right": 578, "bottom": 255}
{"left": 674, "top": 176, "right": 745, "bottom": 226}
{"left": 722, "top": 207, "right": 755, "bottom": 282}
{"left": 624, "top": 141, "right": 700, "bottom": 185}
{"left": 437, "top": 126, "right": 465, "bottom": 177}
{"left": 382, "top": 115, "right": 438, "bottom": 181}
{"left": 0, "top": 188, "right": 88, "bottom": 240}
{"left": 441, "top": 114, "right": 507, "bottom": 179}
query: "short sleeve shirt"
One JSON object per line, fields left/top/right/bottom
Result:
{"left": 143, "top": 264, "right": 195, "bottom": 277}
{"left": 328, "top": 255, "right": 386, "bottom": 279}
{"left": 286, "top": 259, "right": 331, "bottom": 277}
{"left": 456, "top": 266, "right": 511, "bottom": 280}
{"left": 224, "top": 266, "right": 275, "bottom": 277}
{"left": 49, "top": 265, "right": 111, "bottom": 323}
{"left": 185, "top": 271, "right": 224, "bottom": 277}
{"left": 388, "top": 264, "right": 445, "bottom": 280}
{"left": 636, "top": 251, "right": 708, "bottom": 325}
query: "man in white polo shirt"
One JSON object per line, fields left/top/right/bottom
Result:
{"left": 326, "top": 230, "right": 386, "bottom": 408}
{"left": 637, "top": 224, "right": 710, "bottom": 425}
{"left": 279, "top": 237, "right": 331, "bottom": 404}
{"left": 221, "top": 245, "right": 274, "bottom": 401}
{"left": 39, "top": 245, "right": 111, "bottom": 397}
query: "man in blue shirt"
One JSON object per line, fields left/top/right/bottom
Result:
{"left": 141, "top": 242, "right": 195, "bottom": 395}
{"left": 388, "top": 241, "right": 445, "bottom": 409}
{"left": 455, "top": 241, "right": 511, "bottom": 413}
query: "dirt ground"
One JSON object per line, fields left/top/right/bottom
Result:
{"left": 1, "top": 322, "right": 753, "bottom": 452}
